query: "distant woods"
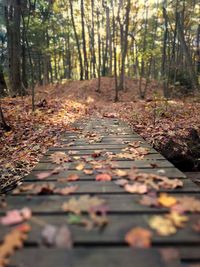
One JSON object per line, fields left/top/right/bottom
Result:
{"left": 0, "top": 0, "right": 199, "bottom": 99}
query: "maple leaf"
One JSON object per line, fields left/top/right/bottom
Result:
{"left": 125, "top": 227, "right": 152, "bottom": 248}
{"left": 176, "top": 196, "right": 200, "bottom": 212}
{"left": 114, "top": 179, "right": 128, "bottom": 187}
{"left": 75, "top": 163, "right": 85, "bottom": 171}
{"left": 0, "top": 223, "right": 30, "bottom": 266}
{"left": 149, "top": 216, "right": 177, "bottom": 236}
{"left": 83, "top": 169, "right": 93, "bottom": 175}
{"left": 41, "top": 224, "right": 73, "bottom": 248}
{"left": 113, "top": 169, "right": 128, "bottom": 177}
{"left": 62, "top": 195, "right": 106, "bottom": 215}
{"left": 36, "top": 171, "right": 52, "bottom": 180}
{"left": 54, "top": 185, "right": 79, "bottom": 195}
{"left": 67, "top": 174, "right": 79, "bottom": 181}
{"left": 124, "top": 183, "right": 148, "bottom": 194}
{"left": 50, "top": 152, "right": 70, "bottom": 164}
{"left": 0, "top": 208, "right": 32, "bottom": 226}
{"left": 139, "top": 193, "right": 159, "bottom": 207}
{"left": 158, "top": 193, "right": 177, "bottom": 208}
{"left": 96, "top": 173, "right": 112, "bottom": 181}
{"left": 166, "top": 212, "right": 188, "bottom": 228}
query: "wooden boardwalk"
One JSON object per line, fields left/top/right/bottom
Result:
{"left": 1, "top": 117, "right": 200, "bottom": 267}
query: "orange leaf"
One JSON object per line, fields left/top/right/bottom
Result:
{"left": 96, "top": 173, "right": 112, "bottom": 181}
{"left": 125, "top": 227, "right": 152, "bottom": 248}
{"left": 67, "top": 174, "right": 79, "bottom": 181}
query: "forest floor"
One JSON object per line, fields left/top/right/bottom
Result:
{"left": 1, "top": 77, "right": 200, "bottom": 192}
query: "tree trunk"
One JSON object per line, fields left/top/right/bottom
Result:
{"left": 119, "top": 0, "right": 131, "bottom": 90}
{"left": 81, "top": 0, "right": 88, "bottom": 79}
{"left": 177, "top": 12, "right": 199, "bottom": 90}
{"left": 69, "top": 0, "right": 83, "bottom": 80}
{"left": 0, "top": 64, "right": 7, "bottom": 97}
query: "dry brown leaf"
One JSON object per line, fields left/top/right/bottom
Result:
{"left": 124, "top": 183, "right": 148, "bottom": 194}
{"left": 149, "top": 215, "right": 177, "bottom": 236}
{"left": 166, "top": 212, "right": 188, "bottom": 228}
{"left": 125, "top": 227, "right": 152, "bottom": 248}
{"left": 66, "top": 174, "right": 79, "bottom": 181}
{"left": 83, "top": 169, "right": 94, "bottom": 175}
{"left": 62, "top": 195, "right": 106, "bottom": 215}
{"left": 113, "top": 169, "right": 128, "bottom": 177}
{"left": 158, "top": 193, "right": 177, "bottom": 208}
{"left": 54, "top": 185, "right": 79, "bottom": 195}
{"left": 75, "top": 163, "right": 85, "bottom": 171}
{"left": 96, "top": 173, "right": 112, "bottom": 181}
{"left": 50, "top": 152, "right": 70, "bottom": 164}
{"left": 0, "top": 224, "right": 30, "bottom": 267}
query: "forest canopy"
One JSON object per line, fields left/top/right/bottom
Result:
{"left": 0, "top": 0, "right": 199, "bottom": 99}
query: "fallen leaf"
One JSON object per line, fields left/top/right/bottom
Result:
{"left": 67, "top": 174, "right": 79, "bottom": 181}
{"left": 113, "top": 169, "right": 128, "bottom": 177}
{"left": 139, "top": 193, "right": 159, "bottom": 207}
{"left": 124, "top": 183, "right": 148, "bottom": 194}
{"left": 36, "top": 172, "right": 52, "bottom": 180}
{"left": 149, "top": 215, "right": 177, "bottom": 236}
{"left": 158, "top": 193, "right": 177, "bottom": 208}
{"left": 0, "top": 208, "right": 32, "bottom": 226}
{"left": 166, "top": 212, "right": 188, "bottom": 228}
{"left": 55, "top": 185, "right": 79, "bottom": 195}
{"left": 96, "top": 173, "right": 112, "bottom": 181}
{"left": 83, "top": 169, "right": 94, "bottom": 175}
{"left": 114, "top": 179, "right": 128, "bottom": 187}
{"left": 0, "top": 224, "right": 30, "bottom": 267}
{"left": 125, "top": 227, "right": 152, "bottom": 248}
{"left": 75, "top": 163, "right": 85, "bottom": 171}
{"left": 50, "top": 152, "right": 70, "bottom": 164}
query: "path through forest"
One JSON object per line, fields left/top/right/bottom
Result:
{"left": 1, "top": 116, "right": 200, "bottom": 266}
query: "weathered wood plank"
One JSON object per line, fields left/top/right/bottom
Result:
{"left": 2, "top": 193, "right": 200, "bottom": 214}
{"left": 13, "top": 179, "right": 200, "bottom": 194}
{"left": 33, "top": 160, "right": 174, "bottom": 171}
{"left": 25, "top": 168, "right": 187, "bottom": 180}
{"left": 8, "top": 248, "right": 181, "bottom": 267}
{"left": 0, "top": 214, "right": 200, "bottom": 244}
{"left": 41, "top": 153, "right": 166, "bottom": 162}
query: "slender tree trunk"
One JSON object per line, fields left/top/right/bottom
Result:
{"left": 81, "top": 0, "right": 88, "bottom": 79}
{"left": 97, "top": 9, "right": 101, "bottom": 92}
{"left": 0, "top": 64, "right": 7, "bottom": 96}
{"left": 119, "top": 0, "right": 131, "bottom": 90}
{"left": 69, "top": 0, "right": 83, "bottom": 80}
{"left": 177, "top": 12, "right": 199, "bottom": 90}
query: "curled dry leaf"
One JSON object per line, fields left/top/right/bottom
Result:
{"left": 193, "top": 220, "right": 200, "bottom": 232}
{"left": 96, "top": 173, "right": 112, "bottom": 181}
{"left": 62, "top": 195, "right": 106, "bottom": 215}
{"left": 67, "top": 174, "right": 79, "bottom": 181}
{"left": 83, "top": 169, "right": 93, "bottom": 175}
{"left": 0, "top": 208, "right": 32, "bottom": 226}
{"left": 139, "top": 193, "right": 159, "bottom": 207}
{"left": 114, "top": 179, "right": 128, "bottom": 187}
{"left": 176, "top": 196, "right": 200, "bottom": 212}
{"left": 124, "top": 183, "right": 148, "bottom": 194}
{"left": 41, "top": 224, "right": 73, "bottom": 248}
{"left": 158, "top": 193, "right": 177, "bottom": 208}
{"left": 50, "top": 152, "right": 70, "bottom": 164}
{"left": 75, "top": 163, "right": 85, "bottom": 171}
{"left": 113, "top": 169, "right": 128, "bottom": 177}
{"left": 54, "top": 185, "right": 79, "bottom": 195}
{"left": 125, "top": 227, "right": 152, "bottom": 248}
{"left": 32, "top": 183, "right": 55, "bottom": 195}
{"left": 166, "top": 212, "right": 188, "bottom": 228}
{"left": 36, "top": 171, "right": 52, "bottom": 180}
{"left": 0, "top": 224, "right": 30, "bottom": 267}
{"left": 149, "top": 215, "right": 177, "bottom": 236}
